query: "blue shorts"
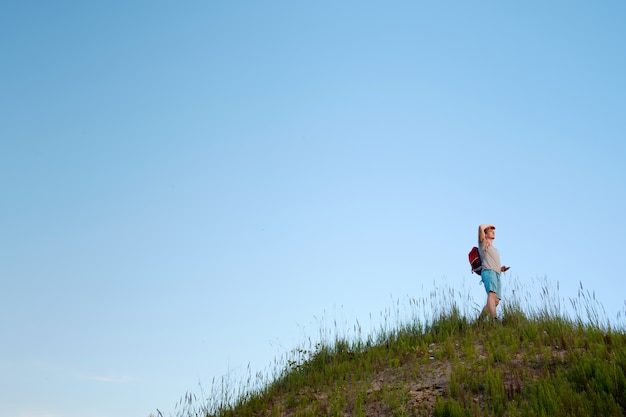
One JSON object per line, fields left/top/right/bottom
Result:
{"left": 481, "top": 269, "right": 502, "bottom": 299}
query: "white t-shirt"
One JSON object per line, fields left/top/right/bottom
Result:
{"left": 479, "top": 239, "right": 501, "bottom": 273}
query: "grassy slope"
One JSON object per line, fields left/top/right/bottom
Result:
{"left": 173, "top": 284, "right": 626, "bottom": 417}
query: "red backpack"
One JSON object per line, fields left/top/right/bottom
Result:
{"left": 468, "top": 246, "right": 482, "bottom": 275}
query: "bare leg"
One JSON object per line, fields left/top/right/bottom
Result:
{"left": 484, "top": 291, "right": 498, "bottom": 319}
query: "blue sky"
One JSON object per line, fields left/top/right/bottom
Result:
{"left": 2, "top": 2, "right": 625, "bottom": 416}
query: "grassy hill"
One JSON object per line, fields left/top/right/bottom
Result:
{"left": 168, "top": 281, "right": 626, "bottom": 417}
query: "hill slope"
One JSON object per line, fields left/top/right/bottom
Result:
{"left": 173, "top": 291, "right": 626, "bottom": 417}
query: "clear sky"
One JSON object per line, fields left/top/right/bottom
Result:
{"left": 2, "top": 2, "right": 625, "bottom": 417}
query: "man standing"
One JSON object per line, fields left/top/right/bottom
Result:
{"left": 478, "top": 224, "right": 509, "bottom": 322}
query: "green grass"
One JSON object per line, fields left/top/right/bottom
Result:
{"left": 163, "top": 279, "right": 626, "bottom": 417}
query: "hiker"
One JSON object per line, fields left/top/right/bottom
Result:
{"left": 478, "top": 224, "right": 509, "bottom": 322}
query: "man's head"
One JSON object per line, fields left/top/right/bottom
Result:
{"left": 484, "top": 225, "right": 496, "bottom": 239}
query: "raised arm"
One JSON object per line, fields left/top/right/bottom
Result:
{"left": 478, "top": 224, "right": 489, "bottom": 242}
